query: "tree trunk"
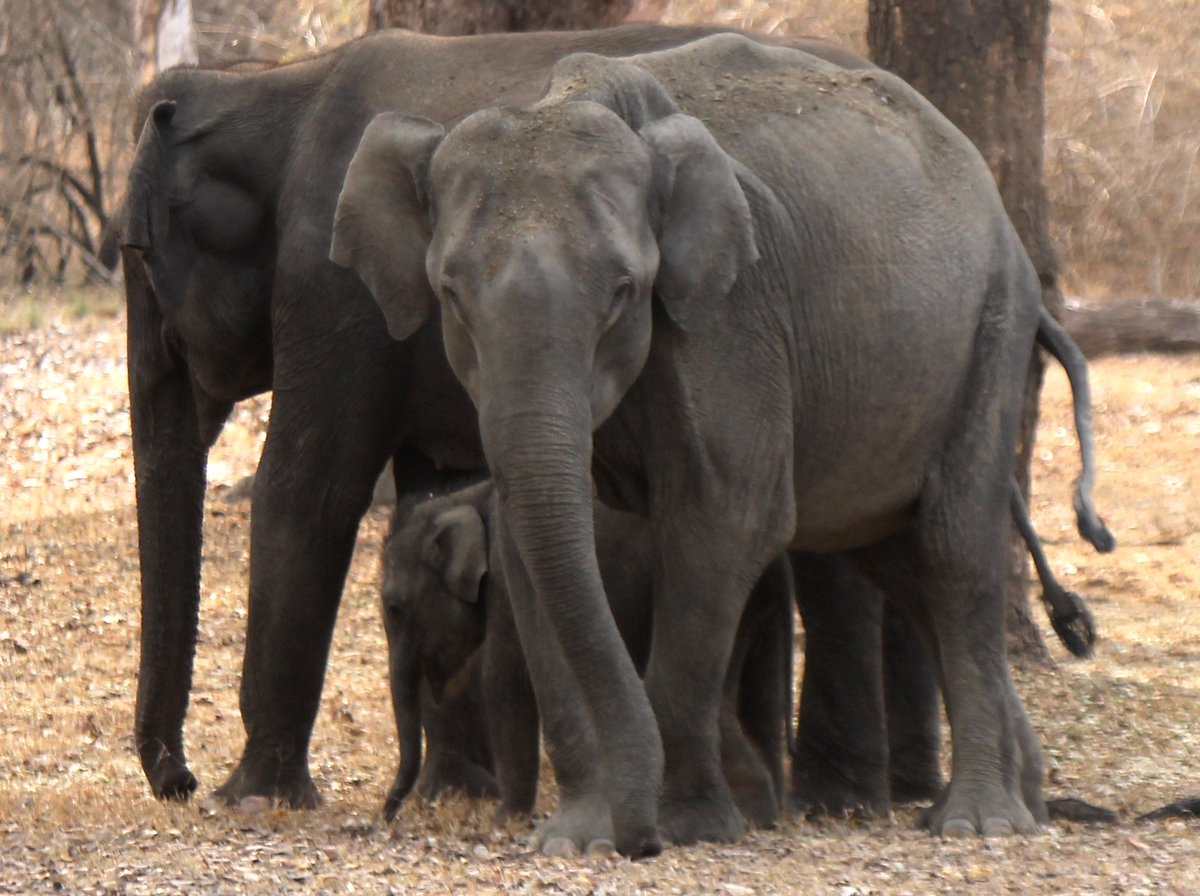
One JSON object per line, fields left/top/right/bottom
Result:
{"left": 368, "top": 0, "right": 634, "bottom": 34}
{"left": 133, "top": 0, "right": 198, "bottom": 85}
{"left": 868, "top": 0, "right": 1057, "bottom": 662}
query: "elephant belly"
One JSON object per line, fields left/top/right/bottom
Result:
{"left": 786, "top": 381, "right": 956, "bottom": 553}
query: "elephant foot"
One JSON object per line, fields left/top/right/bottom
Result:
{"left": 659, "top": 790, "right": 747, "bottom": 846}
{"left": 212, "top": 758, "right": 321, "bottom": 810}
{"left": 724, "top": 759, "right": 781, "bottom": 829}
{"left": 791, "top": 752, "right": 890, "bottom": 818}
{"left": 920, "top": 778, "right": 1040, "bottom": 837}
{"left": 721, "top": 718, "right": 781, "bottom": 829}
{"left": 416, "top": 754, "right": 500, "bottom": 803}
{"left": 143, "top": 750, "right": 199, "bottom": 801}
{"left": 529, "top": 794, "right": 617, "bottom": 857}
{"left": 731, "top": 780, "right": 781, "bottom": 830}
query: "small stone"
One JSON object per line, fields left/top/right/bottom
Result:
{"left": 236, "top": 795, "right": 272, "bottom": 814}
{"left": 585, "top": 839, "right": 615, "bottom": 858}
{"left": 471, "top": 844, "right": 490, "bottom": 861}
{"left": 965, "top": 863, "right": 994, "bottom": 883}
{"left": 541, "top": 837, "right": 577, "bottom": 858}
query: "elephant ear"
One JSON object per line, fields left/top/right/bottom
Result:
{"left": 639, "top": 113, "right": 760, "bottom": 327}
{"left": 428, "top": 505, "right": 488, "bottom": 605}
{"left": 331, "top": 112, "right": 445, "bottom": 342}
{"left": 121, "top": 100, "right": 178, "bottom": 259}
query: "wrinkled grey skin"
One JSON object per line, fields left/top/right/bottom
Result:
{"left": 117, "top": 23, "right": 861, "bottom": 810}
{"left": 380, "top": 479, "right": 793, "bottom": 830}
{"left": 334, "top": 35, "right": 1115, "bottom": 855}
{"left": 799, "top": 473, "right": 1103, "bottom": 818}
{"left": 804, "top": 311, "right": 1114, "bottom": 818}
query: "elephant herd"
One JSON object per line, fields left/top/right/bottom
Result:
{"left": 119, "top": 23, "right": 1191, "bottom": 858}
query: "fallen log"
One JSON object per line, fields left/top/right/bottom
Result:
{"left": 1061, "top": 297, "right": 1200, "bottom": 358}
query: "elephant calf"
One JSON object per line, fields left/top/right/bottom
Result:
{"left": 380, "top": 479, "right": 794, "bottom": 829}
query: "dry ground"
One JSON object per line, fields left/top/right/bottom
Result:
{"left": 1, "top": 298, "right": 1198, "bottom": 893}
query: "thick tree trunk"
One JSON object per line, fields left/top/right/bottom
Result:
{"left": 868, "top": 0, "right": 1057, "bottom": 662}
{"left": 133, "top": 0, "right": 198, "bottom": 84}
{"left": 368, "top": 0, "right": 634, "bottom": 34}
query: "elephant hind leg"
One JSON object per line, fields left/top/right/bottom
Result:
{"left": 850, "top": 508, "right": 1042, "bottom": 837}
{"left": 789, "top": 552, "right": 890, "bottom": 818}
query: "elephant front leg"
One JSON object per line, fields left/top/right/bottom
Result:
{"left": 213, "top": 419, "right": 388, "bottom": 808}
{"left": 481, "top": 590, "right": 540, "bottom": 819}
{"left": 493, "top": 519, "right": 628, "bottom": 856}
{"left": 882, "top": 600, "right": 945, "bottom": 804}
{"left": 721, "top": 556, "right": 795, "bottom": 828}
{"left": 645, "top": 526, "right": 786, "bottom": 845}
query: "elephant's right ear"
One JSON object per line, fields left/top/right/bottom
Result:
{"left": 331, "top": 113, "right": 445, "bottom": 342}
{"left": 429, "top": 505, "right": 488, "bottom": 605}
{"left": 121, "top": 100, "right": 177, "bottom": 259}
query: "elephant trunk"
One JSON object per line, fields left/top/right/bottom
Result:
{"left": 478, "top": 371, "right": 663, "bottom": 856}
{"left": 125, "top": 248, "right": 209, "bottom": 801}
{"left": 384, "top": 642, "right": 423, "bottom": 821}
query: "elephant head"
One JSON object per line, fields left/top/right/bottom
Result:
{"left": 334, "top": 49, "right": 759, "bottom": 854}
{"left": 379, "top": 494, "right": 489, "bottom": 816}
{"left": 118, "top": 76, "right": 292, "bottom": 800}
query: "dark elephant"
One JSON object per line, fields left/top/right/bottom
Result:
{"left": 118, "top": 23, "right": 862, "bottom": 810}
{"left": 379, "top": 479, "right": 793, "bottom": 831}
{"left": 332, "top": 35, "right": 1115, "bottom": 854}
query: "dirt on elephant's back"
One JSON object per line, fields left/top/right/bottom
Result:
{"left": 1, "top": 308, "right": 1198, "bottom": 893}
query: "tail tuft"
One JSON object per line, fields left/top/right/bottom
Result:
{"left": 1048, "top": 588, "right": 1097, "bottom": 658}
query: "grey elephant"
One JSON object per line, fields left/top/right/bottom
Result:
{"left": 384, "top": 474, "right": 1102, "bottom": 825}
{"left": 332, "top": 35, "right": 1115, "bottom": 855}
{"left": 793, "top": 310, "right": 1111, "bottom": 817}
{"left": 379, "top": 479, "right": 794, "bottom": 829}
{"left": 117, "top": 22, "right": 868, "bottom": 810}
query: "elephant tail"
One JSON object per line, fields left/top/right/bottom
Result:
{"left": 1011, "top": 479, "right": 1097, "bottom": 658}
{"left": 1036, "top": 306, "right": 1116, "bottom": 554}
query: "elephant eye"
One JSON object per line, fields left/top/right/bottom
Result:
{"left": 605, "top": 276, "right": 635, "bottom": 327}
{"left": 441, "top": 285, "right": 469, "bottom": 329}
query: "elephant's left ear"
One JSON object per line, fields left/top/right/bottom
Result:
{"left": 331, "top": 113, "right": 445, "bottom": 342}
{"left": 431, "top": 505, "right": 488, "bottom": 605}
{"left": 640, "top": 114, "right": 759, "bottom": 327}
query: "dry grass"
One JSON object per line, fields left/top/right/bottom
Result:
{"left": 2, "top": 305, "right": 1199, "bottom": 892}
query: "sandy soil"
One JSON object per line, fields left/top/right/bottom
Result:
{"left": 1, "top": 307, "right": 1198, "bottom": 894}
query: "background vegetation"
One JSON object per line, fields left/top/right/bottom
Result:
{"left": 1, "top": 0, "right": 1196, "bottom": 298}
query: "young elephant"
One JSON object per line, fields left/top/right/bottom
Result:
{"left": 334, "top": 35, "right": 1115, "bottom": 854}
{"left": 379, "top": 480, "right": 794, "bottom": 829}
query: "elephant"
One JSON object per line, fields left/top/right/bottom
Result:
{"left": 331, "top": 34, "right": 1116, "bottom": 854}
{"left": 117, "top": 22, "right": 870, "bottom": 810}
{"left": 383, "top": 472, "right": 1101, "bottom": 826}
{"left": 379, "top": 479, "right": 794, "bottom": 829}
{"left": 793, "top": 309, "right": 1110, "bottom": 818}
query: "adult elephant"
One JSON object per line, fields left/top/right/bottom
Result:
{"left": 331, "top": 35, "right": 1114, "bottom": 854}
{"left": 120, "top": 23, "right": 872, "bottom": 810}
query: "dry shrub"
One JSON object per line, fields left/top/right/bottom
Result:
{"left": 658, "top": 0, "right": 867, "bottom": 51}
{"left": 1045, "top": 0, "right": 1200, "bottom": 298}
